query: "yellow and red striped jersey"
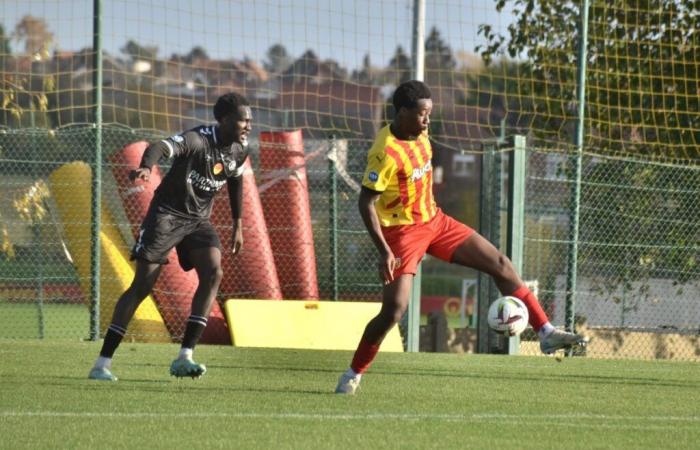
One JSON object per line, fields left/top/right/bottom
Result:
{"left": 362, "top": 125, "right": 437, "bottom": 226}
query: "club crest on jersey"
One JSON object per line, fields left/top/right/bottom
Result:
{"left": 213, "top": 162, "right": 224, "bottom": 175}
{"left": 228, "top": 160, "right": 236, "bottom": 172}
{"left": 368, "top": 171, "right": 379, "bottom": 182}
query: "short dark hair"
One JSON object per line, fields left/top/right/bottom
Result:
{"left": 213, "top": 92, "right": 249, "bottom": 122}
{"left": 392, "top": 80, "right": 431, "bottom": 112}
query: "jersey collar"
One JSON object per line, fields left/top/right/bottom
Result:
{"left": 212, "top": 125, "right": 219, "bottom": 146}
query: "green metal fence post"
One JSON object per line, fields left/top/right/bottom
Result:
{"left": 477, "top": 144, "right": 503, "bottom": 353}
{"left": 565, "top": 0, "right": 590, "bottom": 343}
{"left": 506, "top": 135, "right": 527, "bottom": 354}
{"left": 328, "top": 135, "right": 339, "bottom": 301}
{"left": 406, "top": 263, "right": 421, "bottom": 352}
{"left": 30, "top": 111, "right": 45, "bottom": 339}
{"left": 89, "top": 0, "right": 103, "bottom": 340}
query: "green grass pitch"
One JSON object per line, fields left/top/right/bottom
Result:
{"left": 0, "top": 340, "right": 698, "bottom": 449}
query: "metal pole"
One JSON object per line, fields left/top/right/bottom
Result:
{"left": 477, "top": 144, "right": 502, "bottom": 353}
{"left": 506, "top": 135, "right": 527, "bottom": 355}
{"left": 411, "top": 0, "right": 426, "bottom": 82}
{"left": 565, "top": 0, "right": 590, "bottom": 336}
{"left": 89, "top": 0, "right": 103, "bottom": 340}
{"left": 477, "top": 146, "right": 492, "bottom": 353}
{"left": 30, "top": 111, "right": 45, "bottom": 339}
{"left": 328, "top": 136, "right": 339, "bottom": 301}
{"left": 405, "top": 0, "right": 426, "bottom": 353}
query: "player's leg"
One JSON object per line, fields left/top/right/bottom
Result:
{"left": 88, "top": 260, "right": 162, "bottom": 381}
{"left": 445, "top": 224, "right": 587, "bottom": 353}
{"left": 89, "top": 206, "right": 179, "bottom": 381}
{"left": 170, "top": 223, "right": 223, "bottom": 378}
{"left": 184, "top": 245, "right": 223, "bottom": 348}
{"left": 336, "top": 274, "right": 413, "bottom": 394}
{"left": 336, "top": 222, "right": 431, "bottom": 394}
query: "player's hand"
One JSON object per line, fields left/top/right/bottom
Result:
{"left": 129, "top": 167, "right": 151, "bottom": 183}
{"left": 231, "top": 224, "right": 243, "bottom": 255}
{"left": 379, "top": 250, "right": 400, "bottom": 284}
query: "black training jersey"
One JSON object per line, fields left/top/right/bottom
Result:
{"left": 151, "top": 125, "right": 248, "bottom": 219}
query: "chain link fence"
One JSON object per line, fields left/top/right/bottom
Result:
{"left": 2, "top": 129, "right": 697, "bottom": 359}
{"left": 519, "top": 149, "right": 700, "bottom": 359}
{"left": 1, "top": 0, "right": 698, "bottom": 360}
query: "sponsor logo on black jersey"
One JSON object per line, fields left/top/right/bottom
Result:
{"left": 186, "top": 169, "right": 226, "bottom": 192}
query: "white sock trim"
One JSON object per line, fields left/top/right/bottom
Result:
{"left": 178, "top": 347, "right": 194, "bottom": 361}
{"left": 94, "top": 356, "right": 112, "bottom": 370}
{"left": 344, "top": 368, "right": 361, "bottom": 379}
{"left": 538, "top": 322, "right": 555, "bottom": 340}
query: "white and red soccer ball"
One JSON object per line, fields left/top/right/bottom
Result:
{"left": 487, "top": 296, "right": 529, "bottom": 336}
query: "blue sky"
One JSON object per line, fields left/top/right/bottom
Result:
{"left": 2, "top": 0, "right": 514, "bottom": 69}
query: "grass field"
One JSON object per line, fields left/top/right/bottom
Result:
{"left": 1, "top": 340, "right": 698, "bottom": 449}
{"left": 0, "top": 304, "right": 89, "bottom": 339}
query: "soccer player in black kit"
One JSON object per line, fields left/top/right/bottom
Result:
{"left": 88, "top": 93, "right": 252, "bottom": 381}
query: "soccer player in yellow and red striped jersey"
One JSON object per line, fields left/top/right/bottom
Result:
{"left": 335, "top": 80, "right": 588, "bottom": 394}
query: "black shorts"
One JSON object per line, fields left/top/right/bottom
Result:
{"left": 131, "top": 205, "right": 221, "bottom": 271}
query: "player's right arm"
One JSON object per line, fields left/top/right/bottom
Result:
{"left": 358, "top": 186, "right": 397, "bottom": 283}
{"left": 360, "top": 143, "right": 399, "bottom": 283}
{"left": 129, "top": 130, "right": 205, "bottom": 182}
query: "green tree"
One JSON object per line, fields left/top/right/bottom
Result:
{"left": 0, "top": 24, "right": 11, "bottom": 66}
{"left": 264, "top": 43, "right": 292, "bottom": 74}
{"left": 463, "top": 59, "right": 534, "bottom": 133}
{"left": 425, "top": 26, "right": 456, "bottom": 70}
{"left": 475, "top": 1, "right": 700, "bottom": 294}
{"left": 121, "top": 40, "right": 158, "bottom": 61}
{"left": 387, "top": 45, "right": 412, "bottom": 85}
{"left": 477, "top": 0, "right": 699, "bottom": 160}
{"left": 171, "top": 46, "right": 210, "bottom": 64}
{"left": 1, "top": 17, "right": 53, "bottom": 127}
{"left": 13, "top": 15, "right": 52, "bottom": 59}
{"left": 352, "top": 54, "right": 374, "bottom": 84}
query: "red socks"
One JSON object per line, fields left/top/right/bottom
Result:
{"left": 510, "top": 285, "right": 549, "bottom": 331}
{"left": 350, "top": 339, "right": 380, "bottom": 374}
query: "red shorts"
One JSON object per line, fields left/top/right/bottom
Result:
{"left": 381, "top": 209, "right": 475, "bottom": 277}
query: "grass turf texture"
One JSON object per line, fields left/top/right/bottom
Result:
{"left": 1, "top": 340, "right": 698, "bottom": 449}
{"left": 0, "top": 304, "right": 88, "bottom": 339}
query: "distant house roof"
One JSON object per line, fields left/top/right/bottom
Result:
{"left": 260, "top": 77, "right": 383, "bottom": 139}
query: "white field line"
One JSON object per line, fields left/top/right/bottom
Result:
{"left": 1, "top": 411, "right": 698, "bottom": 425}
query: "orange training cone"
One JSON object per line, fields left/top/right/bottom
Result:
{"left": 212, "top": 158, "right": 282, "bottom": 300}
{"left": 259, "top": 130, "right": 319, "bottom": 300}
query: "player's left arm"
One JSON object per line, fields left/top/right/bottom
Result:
{"left": 226, "top": 163, "right": 245, "bottom": 255}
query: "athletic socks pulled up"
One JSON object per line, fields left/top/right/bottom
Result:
{"left": 181, "top": 314, "right": 208, "bottom": 350}
{"left": 350, "top": 339, "right": 380, "bottom": 375}
{"left": 510, "top": 285, "right": 549, "bottom": 332}
{"left": 99, "top": 323, "right": 127, "bottom": 359}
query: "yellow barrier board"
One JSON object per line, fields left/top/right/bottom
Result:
{"left": 224, "top": 299, "right": 403, "bottom": 352}
{"left": 49, "top": 162, "right": 170, "bottom": 342}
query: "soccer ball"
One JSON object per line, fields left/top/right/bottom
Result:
{"left": 487, "top": 296, "right": 529, "bottom": 336}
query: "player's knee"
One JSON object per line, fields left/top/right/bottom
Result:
{"left": 386, "top": 304, "right": 407, "bottom": 325}
{"left": 198, "top": 265, "right": 223, "bottom": 286}
{"left": 125, "top": 282, "right": 153, "bottom": 301}
{"left": 494, "top": 254, "right": 517, "bottom": 280}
